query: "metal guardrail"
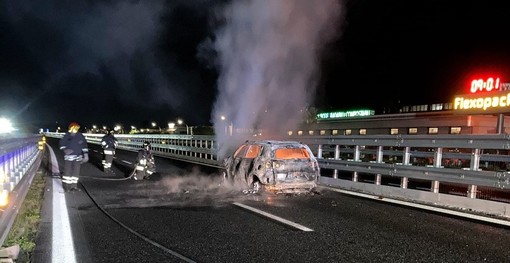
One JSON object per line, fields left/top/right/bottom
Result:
{"left": 294, "top": 134, "right": 510, "bottom": 188}
{"left": 0, "top": 134, "right": 43, "bottom": 246}
{"left": 45, "top": 132, "right": 510, "bottom": 188}
{"left": 45, "top": 132, "right": 220, "bottom": 167}
{"left": 44, "top": 132, "right": 510, "bottom": 218}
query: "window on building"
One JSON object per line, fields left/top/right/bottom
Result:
{"left": 408, "top": 128, "right": 418, "bottom": 134}
{"left": 360, "top": 129, "right": 367, "bottom": 135}
{"left": 345, "top": 129, "right": 352, "bottom": 135}
{"left": 308, "top": 130, "right": 314, "bottom": 135}
{"left": 298, "top": 130, "right": 303, "bottom": 135}
{"left": 428, "top": 127, "right": 438, "bottom": 134}
{"left": 320, "top": 130, "right": 326, "bottom": 135}
{"left": 332, "top": 129, "right": 338, "bottom": 135}
{"left": 390, "top": 128, "right": 399, "bottom": 135}
{"left": 431, "top": 103, "right": 443, "bottom": 111}
{"left": 450, "top": 127, "right": 461, "bottom": 134}
{"left": 411, "top": 105, "right": 428, "bottom": 112}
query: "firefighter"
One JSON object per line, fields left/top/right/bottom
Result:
{"left": 101, "top": 129, "right": 118, "bottom": 173}
{"left": 134, "top": 141, "right": 156, "bottom": 180}
{"left": 59, "top": 122, "right": 88, "bottom": 192}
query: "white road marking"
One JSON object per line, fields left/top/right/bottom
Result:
{"left": 52, "top": 179, "right": 77, "bottom": 263}
{"left": 121, "top": 160, "right": 133, "bottom": 165}
{"left": 233, "top": 202, "right": 314, "bottom": 232}
{"left": 46, "top": 143, "right": 77, "bottom": 262}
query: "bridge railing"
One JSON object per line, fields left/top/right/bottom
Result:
{"left": 294, "top": 134, "right": 510, "bottom": 188}
{"left": 0, "top": 134, "right": 43, "bottom": 245}
{"left": 45, "top": 132, "right": 220, "bottom": 167}
{"left": 43, "top": 132, "right": 510, "bottom": 219}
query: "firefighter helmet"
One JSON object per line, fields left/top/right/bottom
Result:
{"left": 143, "top": 141, "right": 151, "bottom": 150}
{"left": 68, "top": 122, "right": 80, "bottom": 133}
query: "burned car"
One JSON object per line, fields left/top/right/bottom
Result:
{"left": 222, "top": 140, "right": 319, "bottom": 193}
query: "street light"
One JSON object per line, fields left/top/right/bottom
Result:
{"left": 177, "top": 119, "right": 189, "bottom": 135}
{"left": 220, "top": 115, "right": 232, "bottom": 136}
{"left": 0, "top": 117, "right": 14, "bottom": 133}
{"left": 168, "top": 122, "right": 175, "bottom": 133}
{"left": 151, "top": 122, "right": 161, "bottom": 132}
{"left": 220, "top": 115, "right": 227, "bottom": 135}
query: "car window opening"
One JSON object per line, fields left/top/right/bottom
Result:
{"left": 275, "top": 148, "right": 310, "bottom": 159}
{"left": 245, "top": 145, "right": 261, "bottom": 159}
{"left": 234, "top": 145, "right": 248, "bottom": 158}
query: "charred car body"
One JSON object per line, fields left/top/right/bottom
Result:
{"left": 222, "top": 140, "right": 319, "bottom": 193}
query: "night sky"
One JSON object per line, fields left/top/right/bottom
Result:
{"left": 1, "top": 0, "right": 510, "bottom": 133}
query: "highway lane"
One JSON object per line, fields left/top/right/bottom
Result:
{"left": 34, "top": 138, "right": 510, "bottom": 263}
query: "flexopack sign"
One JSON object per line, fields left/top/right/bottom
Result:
{"left": 453, "top": 77, "right": 510, "bottom": 114}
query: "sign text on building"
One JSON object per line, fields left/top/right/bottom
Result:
{"left": 453, "top": 91, "right": 510, "bottom": 114}
{"left": 317, "top": 109, "right": 375, "bottom": 120}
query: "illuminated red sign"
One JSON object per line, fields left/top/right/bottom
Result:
{"left": 470, "top": 77, "right": 500, "bottom": 93}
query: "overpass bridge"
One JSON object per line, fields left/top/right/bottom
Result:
{"left": 1, "top": 132, "right": 510, "bottom": 260}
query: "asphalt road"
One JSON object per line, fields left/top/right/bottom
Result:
{"left": 32, "top": 139, "right": 510, "bottom": 263}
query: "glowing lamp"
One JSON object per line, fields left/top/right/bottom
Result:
{"left": 0, "top": 117, "right": 14, "bottom": 133}
{"left": 0, "top": 190, "right": 8, "bottom": 207}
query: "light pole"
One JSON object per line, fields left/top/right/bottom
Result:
{"left": 220, "top": 115, "right": 232, "bottom": 136}
{"left": 114, "top": 125, "right": 122, "bottom": 134}
{"left": 151, "top": 122, "right": 161, "bottom": 133}
{"left": 177, "top": 119, "right": 189, "bottom": 135}
{"left": 220, "top": 115, "right": 226, "bottom": 135}
{"left": 168, "top": 122, "right": 175, "bottom": 133}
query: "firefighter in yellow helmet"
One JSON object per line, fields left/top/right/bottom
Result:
{"left": 59, "top": 122, "right": 89, "bottom": 192}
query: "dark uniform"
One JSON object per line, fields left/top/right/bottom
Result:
{"left": 101, "top": 130, "right": 118, "bottom": 173}
{"left": 59, "top": 122, "right": 88, "bottom": 192}
{"left": 134, "top": 141, "right": 156, "bottom": 180}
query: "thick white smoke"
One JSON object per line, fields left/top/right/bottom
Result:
{"left": 211, "top": 0, "right": 344, "bottom": 159}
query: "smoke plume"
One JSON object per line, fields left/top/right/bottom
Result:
{"left": 210, "top": 0, "right": 344, "bottom": 158}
